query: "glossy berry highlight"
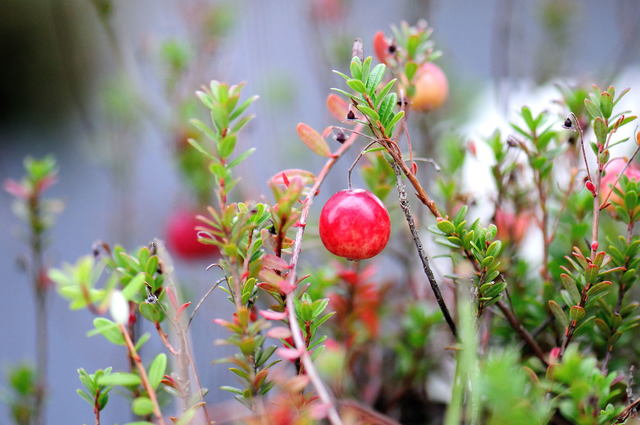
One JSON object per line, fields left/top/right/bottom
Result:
{"left": 319, "top": 189, "right": 391, "bottom": 260}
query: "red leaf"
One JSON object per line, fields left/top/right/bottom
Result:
{"left": 296, "top": 123, "right": 331, "bottom": 157}
{"left": 259, "top": 309, "right": 288, "bottom": 320}
{"left": 267, "top": 326, "right": 292, "bottom": 339}
{"left": 326, "top": 94, "right": 350, "bottom": 122}
{"left": 276, "top": 347, "right": 302, "bottom": 360}
{"left": 176, "top": 302, "right": 191, "bottom": 318}
{"left": 269, "top": 169, "right": 316, "bottom": 187}
{"left": 4, "top": 179, "right": 29, "bottom": 199}
{"left": 278, "top": 279, "right": 295, "bottom": 295}
{"left": 262, "top": 254, "right": 291, "bottom": 272}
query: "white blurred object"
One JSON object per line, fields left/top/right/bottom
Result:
{"left": 109, "top": 290, "right": 130, "bottom": 324}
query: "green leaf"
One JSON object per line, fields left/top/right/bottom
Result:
{"left": 593, "top": 117, "right": 607, "bottom": 144}
{"left": 405, "top": 62, "right": 418, "bottom": 81}
{"left": 600, "top": 92, "right": 613, "bottom": 118}
{"left": 366, "top": 63, "right": 386, "bottom": 94}
{"left": 584, "top": 98, "right": 601, "bottom": 119}
{"left": 134, "top": 333, "right": 151, "bottom": 351}
{"left": 97, "top": 372, "right": 141, "bottom": 387}
{"left": 189, "top": 118, "right": 217, "bottom": 141}
{"left": 229, "top": 95, "right": 259, "bottom": 121}
{"left": 387, "top": 111, "right": 405, "bottom": 131}
{"left": 548, "top": 300, "right": 568, "bottom": 328}
{"left": 218, "top": 135, "right": 237, "bottom": 158}
{"left": 88, "top": 318, "right": 125, "bottom": 346}
{"left": 187, "top": 138, "right": 216, "bottom": 160}
{"left": 132, "top": 397, "right": 154, "bottom": 416}
{"left": 485, "top": 240, "right": 502, "bottom": 258}
{"left": 349, "top": 57, "right": 362, "bottom": 80}
{"left": 346, "top": 79, "right": 367, "bottom": 93}
{"left": 122, "top": 273, "right": 146, "bottom": 301}
{"left": 228, "top": 148, "right": 256, "bottom": 168}
{"left": 148, "top": 354, "right": 167, "bottom": 389}
{"left": 357, "top": 105, "right": 380, "bottom": 122}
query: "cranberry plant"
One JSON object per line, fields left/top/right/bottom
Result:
{"left": 8, "top": 19, "right": 640, "bottom": 425}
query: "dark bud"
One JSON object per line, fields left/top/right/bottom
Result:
{"left": 346, "top": 110, "right": 356, "bottom": 120}
{"left": 563, "top": 117, "right": 573, "bottom": 129}
{"left": 336, "top": 131, "right": 346, "bottom": 144}
{"left": 388, "top": 44, "right": 397, "bottom": 54}
{"left": 268, "top": 224, "right": 277, "bottom": 235}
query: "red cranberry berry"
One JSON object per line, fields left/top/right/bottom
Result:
{"left": 319, "top": 189, "right": 391, "bottom": 260}
{"left": 166, "top": 210, "right": 219, "bottom": 260}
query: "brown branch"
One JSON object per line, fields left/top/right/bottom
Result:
{"left": 93, "top": 389, "right": 101, "bottom": 425}
{"left": 338, "top": 399, "right": 402, "bottom": 425}
{"left": 283, "top": 124, "right": 363, "bottom": 425}
{"left": 119, "top": 323, "right": 166, "bottom": 425}
{"left": 392, "top": 162, "right": 457, "bottom": 337}
{"left": 615, "top": 397, "right": 640, "bottom": 424}
{"left": 496, "top": 300, "right": 548, "bottom": 366}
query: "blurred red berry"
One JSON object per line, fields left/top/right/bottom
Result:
{"left": 495, "top": 208, "right": 531, "bottom": 244}
{"left": 166, "top": 209, "right": 219, "bottom": 260}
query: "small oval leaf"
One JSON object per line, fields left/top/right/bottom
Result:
{"left": 296, "top": 123, "right": 331, "bottom": 157}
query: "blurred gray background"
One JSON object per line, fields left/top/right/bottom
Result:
{"left": 1, "top": 0, "right": 639, "bottom": 423}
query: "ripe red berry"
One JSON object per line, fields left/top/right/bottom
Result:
{"left": 166, "top": 210, "right": 219, "bottom": 260}
{"left": 319, "top": 189, "right": 391, "bottom": 260}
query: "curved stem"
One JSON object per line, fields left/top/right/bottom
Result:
{"left": 283, "top": 124, "right": 363, "bottom": 425}
{"left": 347, "top": 141, "right": 378, "bottom": 190}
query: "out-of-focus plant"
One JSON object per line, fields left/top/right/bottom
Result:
{"left": 3, "top": 156, "right": 61, "bottom": 425}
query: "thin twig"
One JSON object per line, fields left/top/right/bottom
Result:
{"left": 392, "top": 162, "right": 457, "bottom": 337}
{"left": 338, "top": 399, "right": 402, "bottom": 425}
{"left": 188, "top": 277, "right": 227, "bottom": 328}
{"left": 156, "top": 240, "right": 212, "bottom": 424}
{"left": 496, "top": 300, "right": 548, "bottom": 365}
{"left": 347, "top": 141, "right": 378, "bottom": 190}
{"left": 599, "top": 145, "right": 640, "bottom": 209}
{"left": 119, "top": 323, "right": 166, "bottom": 425}
{"left": 615, "top": 397, "right": 640, "bottom": 424}
{"left": 568, "top": 113, "right": 592, "bottom": 183}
